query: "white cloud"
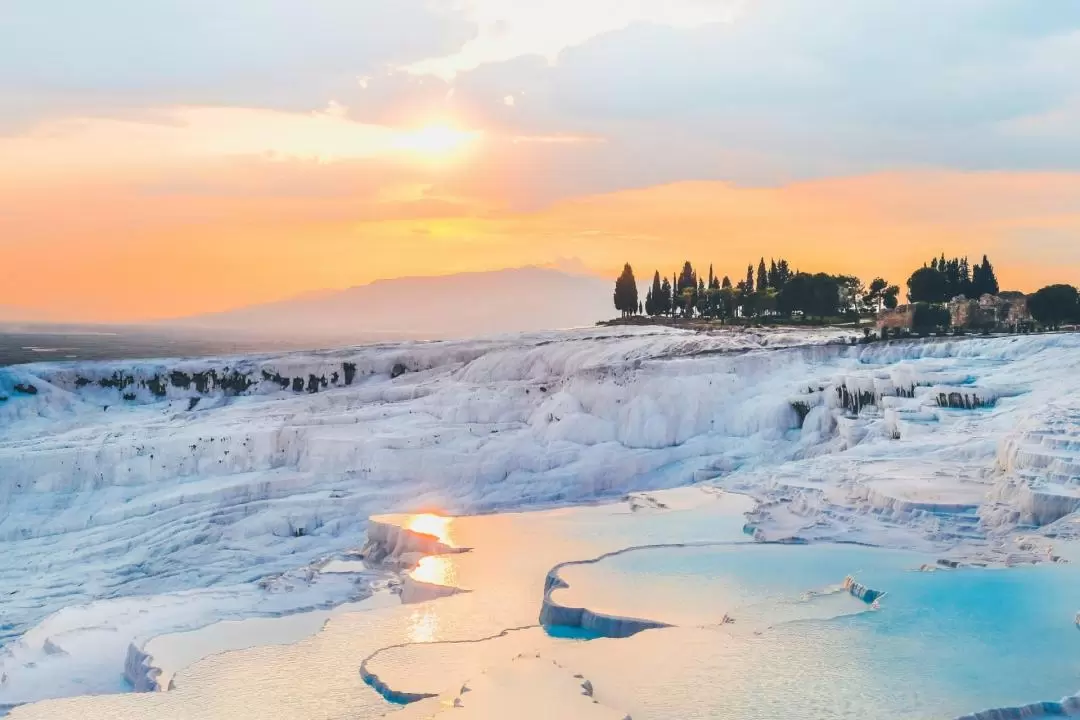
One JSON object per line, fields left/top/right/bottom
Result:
{"left": 403, "top": 0, "right": 743, "bottom": 78}
{"left": 0, "top": 0, "right": 475, "bottom": 131}
{"left": 429, "top": 0, "right": 1080, "bottom": 190}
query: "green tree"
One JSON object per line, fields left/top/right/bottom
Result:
{"left": 779, "top": 273, "right": 842, "bottom": 319}
{"left": 836, "top": 275, "right": 865, "bottom": 315}
{"left": 778, "top": 273, "right": 808, "bottom": 317}
{"left": 659, "top": 277, "right": 673, "bottom": 316}
{"left": 737, "top": 279, "right": 755, "bottom": 317}
{"left": 865, "top": 279, "right": 901, "bottom": 312}
{"left": 719, "top": 286, "right": 737, "bottom": 321}
{"left": 705, "top": 286, "right": 718, "bottom": 319}
{"left": 613, "top": 263, "right": 639, "bottom": 318}
{"left": 745, "top": 264, "right": 755, "bottom": 295}
{"left": 678, "top": 261, "right": 696, "bottom": 294}
{"left": 912, "top": 303, "right": 951, "bottom": 332}
{"left": 648, "top": 271, "right": 663, "bottom": 316}
{"left": 756, "top": 288, "right": 778, "bottom": 317}
{"left": 665, "top": 272, "right": 673, "bottom": 317}
{"left": 959, "top": 257, "right": 972, "bottom": 294}
{"left": 974, "top": 255, "right": 1000, "bottom": 296}
{"left": 1028, "top": 284, "right": 1080, "bottom": 329}
{"left": 757, "top": 258, "right": 768, "bottom": 291}
{"left": 883, "top": 285, "right": 900, "bottom": 309}
{"left": 680, "top": 287, "right": 695, "bottom": 318}
{"left": 807, "top": 273, "right": 842, "bottom": 319}
{"left": 771, "top": 259, "right": 791, "bottom": 290}
{"left": 866, "top": 277, "right": 888, "bottom": 311}
{"left": 906, "top": 267, "right": 950, "bottom": 303}
{"left": 695, "top": 280, "right": 709, "bottom": 318}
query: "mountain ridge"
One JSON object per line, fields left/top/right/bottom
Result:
{"left": 167, "top": 266, "right": 614, "bottom": 340}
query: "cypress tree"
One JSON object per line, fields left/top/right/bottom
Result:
{"left": 980, "top": 255, "right": 999, "bottom": 296}
{"left": 650, "top": 271, "right": 663, "bottom": 315}
{"left": 757, "top": 258, "right": 768, "bottom": 291}
{"left": 679, "top": 261, "right": 695, "bottom": 293}
{"left": 775, "top": 259, "right": 791, "bottom": 289}
{"left": 746, "top": 265, "right": 755, "bottom": 294}
{"left": 613, "top": 263, "right": 639, "bottom": 317}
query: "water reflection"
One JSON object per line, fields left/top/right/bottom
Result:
{"left": 407, "top": 513, "right": 454, "bottom": 546}
{"left": 411, "top": 555, "right": 458, "bottom": 587}
{"left": 407, "top": 605, "right": 440, "bottom": 643}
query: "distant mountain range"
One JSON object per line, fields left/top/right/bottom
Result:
{"left": 0, "top": 305, "right": 70, "bottom": 324}
{"left": 168, "top": 266, "right": 614, "bottom": 340}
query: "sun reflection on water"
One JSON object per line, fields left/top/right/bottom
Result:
{"left": 410, "top": 555, "right": 458, "bottom": 587}
{"left": 407, "top": 512, "right": 454, "bottom": 546}
{"left": 407, "top": 605, "right": 440, "bottom": 643}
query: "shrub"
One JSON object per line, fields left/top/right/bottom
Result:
{"left": 343, "top": 362, "right": 357, "bottom": 386}
{"left": 912, "top": 303, "right": 951, "bottom": 332}
{"left": 192, "top": 370, "right": 218, "bottom": 394}
{"left": 219, "top": 371, "right": 253, "bottom": 396}
{"left": 261, "top": 370, "right": 291, "bottom": 390}
{"left": 170, "top": 371, "right": 192, "bottom": 389}
{"left": 146, "top": 375, "right": 167, "bottom": 398}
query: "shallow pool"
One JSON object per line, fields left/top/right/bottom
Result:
{"left": 553, "top": 543, "right": 1080, "bottom": 719}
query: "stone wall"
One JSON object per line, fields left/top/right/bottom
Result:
{"left": 949, "top": 293, "right": 1032, "bottom": 330}
{"left": 876, "top": 305, "right": 915, "bottom": 329}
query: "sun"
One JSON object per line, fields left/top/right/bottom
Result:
{"left": 392, "top": 124, "right": 477, "bottom": 156}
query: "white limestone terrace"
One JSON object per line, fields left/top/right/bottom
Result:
{"left": 4, "top": 328, "right": 1080, "bottom": 712}
{"left": 2, "top": 480, "right": 1077, "bottom": 720}
{"left": 390, "top": 653, "right": 633, "bottom": 720}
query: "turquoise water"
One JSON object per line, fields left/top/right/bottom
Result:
{"left": 560, "top": 544, "right": 1080, "bottom": 719}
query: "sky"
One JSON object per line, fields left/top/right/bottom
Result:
{"left": 3, "top": 0, "right": 1080, "bottom": 322}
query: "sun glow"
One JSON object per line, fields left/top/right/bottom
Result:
{"left": 411, "top": 555, "right": 457, "bottom": 586}
{"left": 407, "top": 513, "right": 454, "bottom": 545}
{"left": 392, "top": 124, "right": 477, "bottom": 156}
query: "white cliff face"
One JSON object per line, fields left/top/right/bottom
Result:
{"left": 4, "top": 328, "right": 1080, "bottom": 709}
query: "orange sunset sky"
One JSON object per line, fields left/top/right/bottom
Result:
{"left": 3, "top": 0, "right": 1080, "bottom": 322}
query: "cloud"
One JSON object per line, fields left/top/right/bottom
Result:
{"left": 345, "top": 0, "right": 1080, "bottom": 197}
{"left": 9, "top": 0, "right": 1079, "bottom": 193}
{"left": 402, "top": 0, "right": 742, "bottom": 77}
{"left": 0, "top": 0, "right": 475, "bottom": 132}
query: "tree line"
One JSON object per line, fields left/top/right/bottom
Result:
{"left": 906, "top": 254, "right": 999, "bottom": 303}
{"left": 614, "top": 253, "right": 1080, "bottom": 330}
{"left": 615, "top": 257, "right": 900, "bottom": 322}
